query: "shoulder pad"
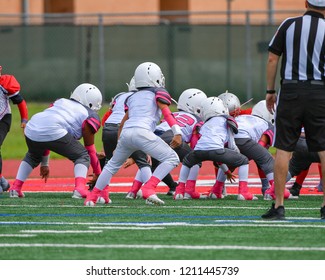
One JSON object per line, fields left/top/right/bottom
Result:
{"left": 155, "top": 88, "right": 172, "bottom": 105}
{"left": 0, "top": 75, "right": 20, "bottom": 95}
{"left": 263, "top": 127, "right": 274, "bottom": 144}
{"left": 124, "top": 91, "right": 137, "bottom": 111}
{"left": 86, "top": 113, "right": 101, "bottom": 133}
{"left": 111, "top": 91, "right": 126, "bottom": 104}
{"left": 226, "top": 116, "right": 238, "bottom": 134}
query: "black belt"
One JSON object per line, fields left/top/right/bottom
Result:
{"left": 104, "top": 123, "right": 120, "bottom": 127}
{"left": 282, "top": 79, "right": 325, "bottom": 85}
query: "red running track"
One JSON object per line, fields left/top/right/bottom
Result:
{"left": 3, "top": 159, "right": 321, "bottom": 179}
{"left": 2, "top": 159, "right": 322, "bottom": 195}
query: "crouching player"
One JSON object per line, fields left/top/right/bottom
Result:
{"left": 84, "top": 62, "right": 182, "bottom": 206}
{"left": 9, "top": 83, "right": 102, "bottom": 199}
{"left": 174, "top": 97, "right": 249, "bottom": 200}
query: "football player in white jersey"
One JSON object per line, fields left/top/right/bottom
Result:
{"left": 0, "top": 66, "right": 28, "bottom": 194}
{"left": 84, "top": 62, "right": 182, "bottom": 206}
{"left": 175, "top": 97, "right": 249, "bottom": 198}
{"left": 150, "top": 88, "right": 207, "bottom": 199}
{"left": 212, "top": 100, "right": 275, "bottom": 200}
{"left": 101, "top": 77, "right": 152, "bottom": 200}
{"left": 9, "top": 83, "right": 103, "bottom": 199}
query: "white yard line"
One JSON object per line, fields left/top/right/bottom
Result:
{"left": 0, "top": 220, "right": 323, "bottom": 227}
{"left": 0, "top": 234, "right": 36, "bottom": 237}
{"left": 0, "top": 243, "right": 325, "bottom": 252}
{"left": 20, "top": 230, "right": 102, "bottom": 233}
{"left": 88, "top": 226, "right": 165, "bottom": 230}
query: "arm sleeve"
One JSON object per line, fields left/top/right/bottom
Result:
{"left": 17, "top": 99, "right": 28, "bottom": 123}
{"left": 85, "top": 144, "right": 101, "bottom": 175}
{"left": 101, "top": 109, "right": 112, "bottom": 126}
{"left": 219, "top": 163, "right": 230, "bottom": 173}
{"left": 40, "top": 150, "right": 50, "bottom": 167}
{"left": 189, "top": 133, "right": 200, "bottom": 149}
{"left": 189, "top": 122, "right": 202, "bottom": 149}
{"left": 161, "top": 106, "right": 182, "bottom": 135}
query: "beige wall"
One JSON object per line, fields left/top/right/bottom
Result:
{"left": 0, "top": 0, "right": 43, "bottom": 13}
{"left": 74, "top": 0, "right": 160, "bottom": 24}
{"left": 188, "top": 0, "right": 304, "bottom": 23}
{"left": 0, "top": 0, "right": 21, "bottom": 13}
{"left": 0, "top": 0, "right": 306, "bottom": 25}
{"left": 0, "top": 0, "right": 306, "bottom": 14}
{"left": 29, "top": 0, "right": 43, "bottom": 13}
{"left": 74, "top": 0, "right": 159, "bottom": 14}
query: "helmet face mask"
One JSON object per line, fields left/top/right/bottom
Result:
{"left": 134, "top": 62, "right": 165, "bottom": 88}
{"left": 70, "top": 83, "right": 102, "bottom": 112}
{"left": 177, "top": 88, "right": 207, "bottom": 116}
{"left": 252, "top": 100, "right": 274, "bottom": 124}
{"left": 199, "top": 97, "right": 229, "bottom": 122}
{"left": 218, "top": 91, "right": 241, "bottom": 117}
{"left": 126, "top": 76, "right": 136, "bottom": 91}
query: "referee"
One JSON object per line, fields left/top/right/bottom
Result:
{"left": 262, "top": 0, "right": 325, "bottom": 220}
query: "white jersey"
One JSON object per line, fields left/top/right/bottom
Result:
{"left": 25, "top": 98, "right": 101, "bottom": 142}
{"left": 235, "top": 115, "right": 271, "bottom": 143}
{"left": 194, "top": 116, "right": 229, "bottom": 150}
{"left": 105, "top": 91, "right": 134, "bottom": 124}
{"left": 156, "top": 111, "right": 202, "bottom": 143}
{"left": 123, "top": 89, "right": 161, "bottom": 132}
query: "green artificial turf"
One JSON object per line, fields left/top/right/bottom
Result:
{"left": 0, "top": 192, "right": 324, "bottom": 260}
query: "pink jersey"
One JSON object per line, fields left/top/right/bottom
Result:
{"left": 156, "top": 111, "right": 202, "bottom": 143}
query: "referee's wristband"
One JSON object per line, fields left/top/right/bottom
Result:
{"left": 266, "top": 90, "right": 276, "bottom": 94}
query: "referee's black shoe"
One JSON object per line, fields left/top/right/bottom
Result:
{"left": 321, "top": 206, "right": 325, "bottom": 219}
{"left": 261, "top": 203, "right": 285, "bottom": 220}
{"left": 289, "top": 182, "right": 302, "bottom": 197}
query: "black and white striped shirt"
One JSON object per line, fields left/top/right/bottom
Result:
{"left": 269, "top": 10, "right": 325, "bottom": 81}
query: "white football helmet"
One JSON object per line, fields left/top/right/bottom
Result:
{"left": 70, "top": 83, "right": 102, "bottom": 111}
{"left": 177, "top": 88, "right": 207, "bottom": 116}
{"left": 199, "top": 97, "right": 229, "bottom": 122}
{"left": 218, "top": 90, "right": 241, "bottom": 117}
{"left": 126, "top": 76, "right": 136, "bottom": 91}
{"left": 134, "top": 62, "right": 165, "bottom": 88}
{"left": 252, "top": 100, "right": 274, "bottom": 124}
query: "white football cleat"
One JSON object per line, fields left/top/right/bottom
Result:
{"left": 9, "top": 189, "right": 25, "bottom": 198}
{"left": 125, "top": 192, "right": 137, "bottom": 199}
{"left": 84, "top": 201, "right": 95, "bottom": 207}
{"left": 146, "top": 194, "right": 165, "bottom": 205}
{"left": 96, "top": 196, "right": 112, "bottom": 204}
